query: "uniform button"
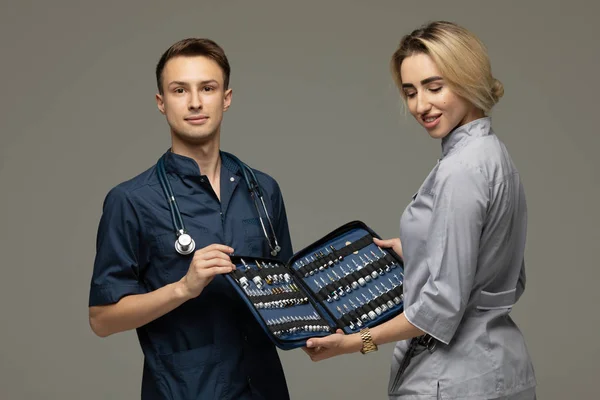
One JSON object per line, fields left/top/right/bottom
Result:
{"left": 244, "top": 335, "right": 248, "bottom": 341}
{"left": 230, "top": 176, "right": 235, "bottom": 182}
{"left": 247, "top": 377, "right": 252, "bottom": 384}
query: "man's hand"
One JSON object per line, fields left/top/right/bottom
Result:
{"left": 302, "top": 330, "right": 363, "bottom": 362}
{"left": 373, "top": 237, "right": 403, "bottom": 259}
{"left": 179, "top": 244, "right": 236, "bottom": 299}
{"left": 89, "top": 244, "right": 236, "bottom": 337}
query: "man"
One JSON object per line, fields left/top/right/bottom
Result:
{"left": 88, "top": 38, "right": 293, "bottom": 400}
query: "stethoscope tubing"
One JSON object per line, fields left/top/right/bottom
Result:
{"left": 157, "top": 157, "right": 186, "bottom": 234}
{"left": 157, "top": 152, "right": 281, "bottom": 256}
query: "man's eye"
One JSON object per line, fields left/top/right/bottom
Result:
{"left": 405, "top": 92, "right": 416, "bottom": 98}
{"left": 203, "top": 86, "right": 215, "bottom": 92}
{"left": 174, "top": 88, "right": 185, "bottom": 94}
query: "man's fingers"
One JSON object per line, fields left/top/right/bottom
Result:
{"left": 196, "top": 250, "right": 233, "bottom": 262}
{"left": 195, "top": 244, "right": 234, "bottom": 255}
{"left": 195, "top": 258, "right": 235, "bottom": 271}
{"left": 200, "top": 265, "right": 235, "bottom": 277}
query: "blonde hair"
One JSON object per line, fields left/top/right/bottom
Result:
{"left": 390, "top": 21, "right": 503, "bottom": 113}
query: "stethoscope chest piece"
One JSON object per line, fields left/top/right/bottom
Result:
{"left": 175, "top": 232, "right": 195, "bottom": 255}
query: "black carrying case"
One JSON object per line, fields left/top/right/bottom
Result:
{"left": 224, "top": 220, "right": 405, "bottom": 350}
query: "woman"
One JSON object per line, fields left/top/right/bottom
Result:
{"left": 304, "top": 21, "right": 537, "bottom": 399}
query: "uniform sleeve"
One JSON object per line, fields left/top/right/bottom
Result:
{"left": 515, "top": 260, "right": 526, "bottom": 302}
{"left": 404, "top": 164, "right": 489, "bottom": 344}
{"left": 88, "top": 187, "right": 147, "bottom": 307}
{"left": 270, "top": 180, "right": 294, "bottom": 263}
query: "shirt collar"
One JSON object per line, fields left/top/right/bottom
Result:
{"left": 163, "top": 149, "right": 243, "bottom": 177}
{"left": 441, "top": 117, "right": 492, "bottom": 158}
{"left": 220, "top": 151, "right": 242, "bottom": 176}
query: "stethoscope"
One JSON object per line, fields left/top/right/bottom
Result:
{"left": 156, "top": 151, "right": 282, "bottom": 257}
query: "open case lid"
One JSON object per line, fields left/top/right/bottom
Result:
{"left": 224, "top": 220, "right": 405, "bottom": 350}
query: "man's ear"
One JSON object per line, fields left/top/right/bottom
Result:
{"left": 156, "top": 93, "right": 166, "bottom": 114}
{"left": 223, "top": 88, "right": 232, "bottom": 112}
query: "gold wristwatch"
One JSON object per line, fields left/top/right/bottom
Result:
{"left": 359, "top": 328, "right": 378, "bottom": 354}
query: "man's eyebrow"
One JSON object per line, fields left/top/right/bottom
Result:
{"left": 167, "top": 79, "right": 220, "bottom": 86}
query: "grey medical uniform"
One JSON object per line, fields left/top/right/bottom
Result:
{"left": 388, "top": 118, "right": 536, "bottom": 399}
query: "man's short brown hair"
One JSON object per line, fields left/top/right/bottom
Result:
{"left": 155, "top": 38, "right": 231, "bottom": 94}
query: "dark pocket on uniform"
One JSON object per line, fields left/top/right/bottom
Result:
{"left": 152, "top": 225, "right": 211, "bottom": 282}
{"left": 242, "top": 217, "right": 263, "bottom": 238}
{"left": 158, "top": 345, "right": 223, "bottom": 399}
{"left": 242, "top": 218, "right": 265, "bottom": 254}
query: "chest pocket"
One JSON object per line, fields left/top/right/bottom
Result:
{"left": 242, "top": 217, "right": 266, "bottom": 255}
{"left": 242, "top": 217, "right": 263, "bottom": 237}
{"left": 150, "top": 225, "right": 211, "bottom": 283}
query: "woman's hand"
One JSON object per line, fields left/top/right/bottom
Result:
{"left": 302, "top": 329, "right": 363, "bottom": 362}
{"left": 373, "top": 237, "right": 403, "bottom": 259}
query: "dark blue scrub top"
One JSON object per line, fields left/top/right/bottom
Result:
{"left": 89, "top": 150, "right": 293, "bottom": 400}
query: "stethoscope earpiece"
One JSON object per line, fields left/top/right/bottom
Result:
{"left": 271, "top": 245, "right": 282, "bottom": 256}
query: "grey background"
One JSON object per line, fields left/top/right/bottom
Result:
{"left": 1, "top": 0, "right": 598, "bottom": 399}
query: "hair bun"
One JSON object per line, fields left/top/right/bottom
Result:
{"left": 491, "top": 78, "right": 504, "bottom": 102}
